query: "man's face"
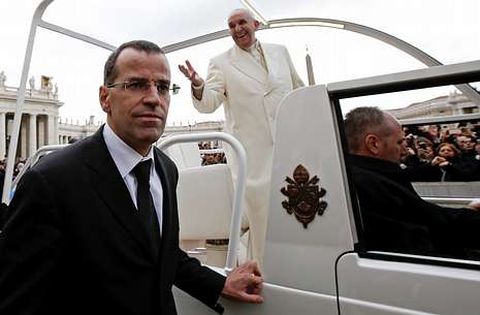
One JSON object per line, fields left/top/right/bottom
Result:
{"left": 415, "top": 140, "right": 435, "bottom": 161}
{"left": 377, "top": 122, "right": 407, "bottom": 163}
{"left": 456, "top": 135, "right": 473, "bottom": 151}
{"left": 99, "top": 48, "right": 170, "bottom": 155}
{"left": 428, "top": 125, "right": 439, "bottom": 137}
{"left": 228, "top": 10, "right": 259, "bottom": 50}
{"left": 475, "top": 143, "right": 480, "bottom": 154}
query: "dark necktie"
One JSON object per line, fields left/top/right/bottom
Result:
{"left": 133, "top": 160, "right": 160, "bottom": 257}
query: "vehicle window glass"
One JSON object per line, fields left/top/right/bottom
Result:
{"left": 339, "top": 82, "right": 480, "bottom": 261}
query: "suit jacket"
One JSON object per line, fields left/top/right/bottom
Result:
{"left": 0, "top": 127, "right": 225, "bottom": 315}
{"left": 349, "top": 154, "right": 480, "bottom": 258}
{"left": 192, "top": 42, "right": 304, "bottom": 264}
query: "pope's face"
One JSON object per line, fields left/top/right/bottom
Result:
{"left": 228, "top": 11, "right": 259, "bottom": 50}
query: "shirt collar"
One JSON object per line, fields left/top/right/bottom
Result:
{"left": 246, "top": 40, "right": 261, "bottom": 53}
{"left": 103, "top": 123, "right": 154, "bottom": 179}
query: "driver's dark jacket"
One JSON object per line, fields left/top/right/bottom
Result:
{"left": 349, "top": 154, "right": 480, "bottom": 258}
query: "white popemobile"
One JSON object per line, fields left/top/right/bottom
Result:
{"left": 171, "top": 60, "right": 480, "bottom": 315}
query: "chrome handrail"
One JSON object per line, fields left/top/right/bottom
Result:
{"left": 159, "top": 132, "right": 247, "bottom": 273}
{"left": 10, "top": 144, "right": 68, "bottom": 200}
{"left": 423, "top": 196, "right": 478, "bottom": 206}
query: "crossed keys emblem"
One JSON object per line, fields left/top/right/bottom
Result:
{"left": 280, "top": 164, "right": 327, "bottom": 228}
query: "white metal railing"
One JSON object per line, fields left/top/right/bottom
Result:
{"left": 199, "top": 148, "right": 224, "bottom": 155}
{"left": 423, "top": 197, "right": 478, "bottom": 206}
{"left": 159, "top": 132, "right": 247, "bottom": 273}
{"left": 9, "top": 145, "right": 67, "bottom": 201}
{"left": 399, "top": 113, "right": 480, "bottom": 126}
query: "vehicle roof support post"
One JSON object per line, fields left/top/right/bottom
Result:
{"left": 2, "top": 0, "right": 54, "bottom": 204}
{"left": 2, "top": 0, "right": 117, "bottom": 204}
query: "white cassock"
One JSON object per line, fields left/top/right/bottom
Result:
{"left": 192, "top": 42, "right": 304, "bottom": 265}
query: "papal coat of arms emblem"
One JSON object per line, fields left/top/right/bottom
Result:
{"left": 280, "top": 164, "right": 327, "bottom": 228}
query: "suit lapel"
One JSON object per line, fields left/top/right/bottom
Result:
{"left": 230, "top": 45, "right": 267, "bottom": 84}
{"left": 262, "top": 44, "right": 282, "bottom": 96}
{"left": 262, "top": 44, "right": 279, "bottom": 74}
{"left": 83, "top": 128, "right": 153, "bottom": 258}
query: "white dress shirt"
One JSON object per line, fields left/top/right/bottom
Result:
{"left": 103, "top": 124, "right": 163, "bottom": 233}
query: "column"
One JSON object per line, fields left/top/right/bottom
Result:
{"left": 38, "top": 116, "right": 45, "bottom": 147}
{"left": 54, "top": 116, "right": 59, "bottom": 145}
{"left": 0, "top": 112, "right": 5, "bottom": 159}
{"left": 29, "top": 113, "right": 37, "bottom": 157}
{"left": 47, "top": 114, "right": 56, "bottom": 145}
{"left": 306, "top": 51, "right": 315, "bottom": 86}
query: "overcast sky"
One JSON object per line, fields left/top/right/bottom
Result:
{"left": 1, "top": 0, "right": 479, "bottom": 125}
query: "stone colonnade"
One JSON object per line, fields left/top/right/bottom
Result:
{"left": 0, "top": 112, "right": 57, "bottom": 160}
{"left": 58, "top": 134, "right": 74, "bottom": 144}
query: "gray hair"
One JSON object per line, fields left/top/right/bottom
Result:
{"left": 344, "top": 107, "right": 393, "bottom": 153}
{"left": 228, "top": 8, "right": 256, "bottom": 22}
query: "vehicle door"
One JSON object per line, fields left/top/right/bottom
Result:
{"left": 332, "top": 60, "right": 480, "bottom": 315}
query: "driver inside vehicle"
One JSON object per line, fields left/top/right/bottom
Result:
{"left": 345, "top": 106, "right": 480, "bottom": 258}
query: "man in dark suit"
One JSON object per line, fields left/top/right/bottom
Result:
{"left": 0, "top": 40, "right": 263, "bottom": 315}
{"left": 344, "top": 106, "right": 480, "bottom": 258}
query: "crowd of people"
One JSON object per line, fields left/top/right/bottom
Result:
{"left": 0, "top": 159, "right": 27, "bottom": 194}
{"left": 401, "top": 122, "right": 480, "bottom": 182}
{"left": 198, "top": 141, "right": 226, "bottom": 165}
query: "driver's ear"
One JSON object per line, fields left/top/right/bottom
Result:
{"left": 365, "top": 134, "right": 380, "bottom": 155}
